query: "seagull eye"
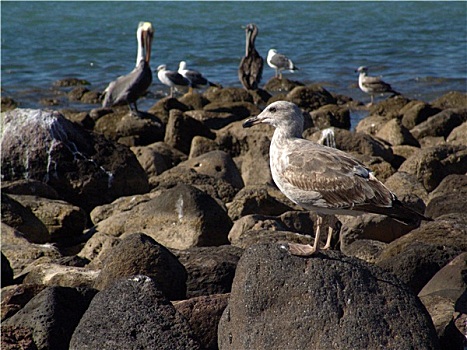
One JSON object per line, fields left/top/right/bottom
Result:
{"left": 269, "top": 107, "right": 277, "bottom": 113}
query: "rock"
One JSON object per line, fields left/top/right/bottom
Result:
{"left": 384, "top": 171, "right": 429, "bottom": 204}
{"left": 138, "top": 141, "right": 187, "bottom": 170}
{"left": 410, "top": 108, "right": 467, "bottom": 140}
{"left": 218, "top": 245, "right": 439, "bottom": 350}
{"left": 375, "top": 118, "right": 420, "bottom": 146}
{"left": 164, "top": 109, "right": 216, "bottom": 155}
{"left": 78, "top": 232, "right": 121, "bottom": 269}
{"left": 355, "top": 114, "right": 391, "bottom": 135}
{"left": 1, "top": 97, "right": 18, "bottom": 112}
{"left": 93, "top": 233, "right": 187, "bottom": 300}
{"left": 429, "top": 174, "right": 467, "bottom": 200}
{"left": 1, "top": 325, "right": 37, "bottom": 350}
{"left": 1, "top": 284, "right": 47, "bottom": 322}
{"left": 391, "top": 145, "right": 420, "bottom": 167}
{"left": 1, "top": 179, "right": 59, "bottom": 200}
{"left": 173, "top": 246, "right": 243, "bottom": 298}
{"left": 398, "top": 144, "right": 467, "bottom": 192}
{"left": 286, "top": 84, "right": 336, "bottom": 112}
{"left": 203, "top": 101, "right": 261, "bottom": 119}
{"left": 419, "top": 135, "right": 446, "bottom": 148}
{"left": 22, "top": 263, "right": 99, "bottom": 288}
{"left": 446, "top": 121, "right": 467, "bottom": 145}
{"left": 185, "top": 109, "right": 243, "bottom": 130}
{"left": 341, "top": 239, "right": 387, "bottom": 263}
{"left": 309, "top": 104, "right": 351, "bottom": 130}
{"left": 425, "top": 175, "right": 467, "bottom": 220}
{"left": 147, "top": 96, "right": 190, "bottom": 124}
{"left": 203, "top": 86, "right": 253, "bottom": 104}
{"left": 130, "top": 143, "right": 169, "bottom": 178}
{"left": 1, "top": 194, "right": 49, "bottom": 244}
{"left": 179, "top": 150, "right": 244, "bottom": 190}
{"left": 227, "top": 185, "right": 294, "bottom": 221}
{"left": 431, "top": 91, "right": 467, "bottom": 110}
{"left": 173, "top": 293, "right": 230, "bottom": 350}
{"left": 178, "top": 91, "right": 209, "bottom": 110}
{"left": 263, "top": 77, "right": 304, "bottom": 92}
{"left": 189, "top": 135, "right": 219, "bottom": 158}
{"left": 2, "top": 253, "right": 14, "bottom": 287}
{"left": 53, "top": 78, "right": 90, "bottom": 87}
{"left": 2, "top": 286, "right": 96, "bottom": 350}
{"left": 1, "top": 109, "right": 149, "bottom": 213}
{"left": 400, "top": 100, "right": 441, "bottom": 130}
{"left": 70, "top": 275, "right": 201, "bottom": 350}
{"left": 8, "top": 195, "right": 87, "bottom": 244}
{"left": 368, "top": 95, "right": 411, "bottom": 118}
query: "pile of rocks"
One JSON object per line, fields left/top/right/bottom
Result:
{"left": 1, "top": 78, "right": 466, "bottom": 349}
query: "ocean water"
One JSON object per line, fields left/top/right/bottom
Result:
{"left": 2, "top": 1, "right": 466, "bottom": 112}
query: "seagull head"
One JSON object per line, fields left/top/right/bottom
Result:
{"left": 179, "top": 61, "right": 187, "bottom": 71}
{"left": 156, "top": 64, "right": 167, "bottom": 72}
{"left": 356, "top": 66, "right": 368, "bottom": 74}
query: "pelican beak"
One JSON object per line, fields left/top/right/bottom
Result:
{"left": 144, "top": 29, "right": 153, "bottom": 64}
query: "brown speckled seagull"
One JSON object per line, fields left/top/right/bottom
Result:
{"left": 243, "top": 100, "right": 431, "bottom": 256}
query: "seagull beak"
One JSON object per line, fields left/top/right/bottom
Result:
{"left": 242, "top": 115, "right": 260, "bottom": 128}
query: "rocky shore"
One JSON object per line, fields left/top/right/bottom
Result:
{"left": 1, "top": 78, "right": 466, "bottom": 349}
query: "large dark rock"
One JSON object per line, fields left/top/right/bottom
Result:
{"left": 286, "top": 84, "right": 336, "bottom": 112}
{"left": 309, "top": 104, "right": 351, "bottom": 130}
{"left": 70, "top": 275, "right": 201, "bottom": 350}
{"left": 1, "top": 109, "right": 149, "bottom": 213}
{"left": 1, "top": 286, "right": 96, "bottom": 350}
{"left": 2, "top": 253, "right": 14, "bottom": 287}
{"left": 431, "top": 91, "right": 467, "bottom": 110}
{"left": 218, "top": 244, "right": 439, "bottom": 350}
{"left": 93, "top": 233, "right": 187, "bottom": 300}
{"left": 410, "top": 108, "right": 467, "bottom": 140}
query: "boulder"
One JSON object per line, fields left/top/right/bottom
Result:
{"left": 2, "top": 286, "right": 96, "bottom": 350}
{"left": 400, "top": 100, "right": 440, "bottom": 130}
{"left": 130, "top": 144, "right": 169, "bottom": 178}
{"left": 147, "top": 96, "right": 190, "bottom": 124}
{"left": 173, "top": 293, "right": 230, "bottom": 350}
{"left": 203, "top": 86, "right": 253, "bottom": 104}
{"left": 70, "top": 276, "right": 201, "bottom": 350}
{"left": 446, "top": 121, "right": 467, "bottom": 145}
{"left": 1, "top": 179, "right": 59, "bottom": 200}
{"left": 425, "top": 174, "right": 467, "bottom": 220}
{"left": 93, "top": 233, "right": 187, "bottom": 300}
{"left": 263, "top": 77, "right": 304, "bottom": 92}
{"left": 368, "top": 95, "right": 411, "bottom": 118}
{"left": 1, "top": 284, "right": 47, "bottom": 322}
{"left": 203, "top": 101, "right": 261, "bottom": 119}
{"left": 410, "top": 108, "right": 467, "bottom": 140}
{"left": 286, "top": 84, "right": 336, "bottom": 112}
{"left": 218, "top": 244, "right": 439, "bottom": 350}
{"left": 185, "top": 109, "right": 243, "bottom": 130}
{"left": 2, "top": 253, "right": 14, "bottom": 287}
{"left": 22, "top": 263, "right": 98, "bottom": 288}
{"left": 375, "top": 118, "right": 420, "bottom": 146}
{"left": 309, "top": 104, "right": 351, "bottom": 130}
{"left": 1, "top": 109, "right": 149, "bottom": 213}
{"left": 354, "top": 114, "right": 390, "bottom": 135}
{"left": 431, "top": 91, "right": 467, "bottom": 110}
{"left": 384, "top": 171, "right": 429, "bottom": 204}
{"left": 78, "top": 232, "right": 121, "bottom": 269}
{"left": 189, "top": 135, "right": 219, "bottom": 158}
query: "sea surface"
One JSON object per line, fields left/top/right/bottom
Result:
{"left": 2, "top": 1, "right": 466, "bottom": 114}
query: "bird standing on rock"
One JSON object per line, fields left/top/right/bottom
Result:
{"left": 243, "top": 100, "right": 431, "bottom": 257}
{"left": 238, "top": 23, "right": 264, "bottom": 90}
{"left": 156, "top": 64, "right": 190, "bottom": 98}
{"left": 267, "top": 49, "right": 299, "bottom": 79}
{"left": 356, "top": 66, "right": 399, "bottom": 105}
{"left": 178, "top": 61, "right": 218, "bottom": 93}
{"left": 102, "top": 22, "right": 154, "bottom": 113}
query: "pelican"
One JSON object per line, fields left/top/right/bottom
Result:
{"left": 238, "top": 23, "right": 264, "bottom": 90}
{"left": 156, "top": 65, "right": 190, "bottom": 98}
{"left": 267, "top": 49, "right": 299, "bottom": 79}
{"left": 102, "top": 22, "right": 154, "bottom": 113}
{"left": 178, "top": 61, "right": 218, "bottom": 93}
{"left": 356, "top": 66, "right": 399, "bottom": 104}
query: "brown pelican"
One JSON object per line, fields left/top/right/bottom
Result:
{"left": 356, "top": 66, "right": 399, "bottom": 104}
{"left": 102, "top": 22, "right": 154, "bottom": 112}
{"left": 267, "top": 49, "right": 299, "bottom": 79}
{"left": 243, "top": 101, "right": 431, "bottom": 256}
{"left": 156, "top": 64, "right": 190, "bottom": 98}
{"left": 238, "top": 23, "right": 263, "bottom": 90}
{"left": 178, "top": 61, "right": 218, "bottom": 93}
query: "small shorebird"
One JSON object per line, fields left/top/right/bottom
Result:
{"left": 238, "top": 23, "right": 264, "bottom": 90}
{"left": 243, "top": 101, "right": 431, "bottom": 256}
{"left": 156, "top": 64, "right": 190, "bottom": 98}
{"left": 102, "top": 22, "right": 154, "bottom": 113}
{"left": 356, "top": 66, "right": 399, "bottom": 104}
{"left": 178, "top": 61, "right": 218, "bottom": 93}
{"left": 267, "top": 49, "right": 299, "bottom": 79}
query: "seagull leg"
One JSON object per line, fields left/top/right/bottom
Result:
{"left": 287, "top": 215, "right": 322, "bottom": 257}
{"left": 322, "top": 215, "right": 336, "bottom": 250}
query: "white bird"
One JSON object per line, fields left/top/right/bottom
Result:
{"left": 178, "top": 61, "right": 218, "bottom": 93}
{"left": 102, "top": 22, "right": 154, "bottom": 113}
{"left": 243, "top": 100, "right": 431, "bottom": 256}
{"left": 156, "top": 64, "right": 190, "bottom": 98}
{"left": 356, "top": 66, "right": 399, "bottom": 104}
{"left": 267, "top": 49, "right": 299, "bottom": 79}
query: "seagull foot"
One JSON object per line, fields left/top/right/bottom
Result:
{"left": 287, "top": 243, "right": 318, "bottom": 257}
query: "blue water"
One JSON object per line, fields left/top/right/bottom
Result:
{"left": 2, "top": 1, "right": 466, "bottom": 111}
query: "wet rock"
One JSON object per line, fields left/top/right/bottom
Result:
{"left": 218, "top": 245, "right": 439, "bottom": 350}
{"left": 70, "top": 276, "right": 201, "bottom": 350}
{"left": 8, "top": 195, "right": 87, "bottom": 244}
{"left": 400, "top": 100, "right": 440, "bottom": 130}
{"left": 174, "top": 293, "right": 230, "bottom": 350}
{"left": 410, "top": 108, "right": 467, "bottom": 140}
{"left": 2, "top": 253, "right": 14, "bottom": 288}
{"left": 1, "top": 109, "right": 149, "bottom": 213}
{"left": 263, "top": 77, "right": 304, "bottom": 92}
{"left": 1, "top": 284, "right": 47, "bottom": 322}
{"left": 1, "top": 194, "right": 49, "bottom": 244}
{"left": 398, "top": 144, "right": 467, "bottom": 192}
{"left": 164, "top": 109, "right": 216, "bottom": 154}
{"left": 375, "top": 118, "right": 420, "bottom": 146}
{"left": 61, "top": 110, "right": 95, "bottom": 129}
{"left": 309, "top": 104, "right": 351, "bottom": 130}
{"left": 1, "top": 96, "right": 18, "bottom": 112}
{"left": 173, "top": 245, "right": 243, "bottom": 298}
{"left": 286, "top": 84, "right": 336, "bottom": 112}
{"left": 22, "top": 263, "right": 98, "bottom": 288}
{"left": 446, "top": 121, "right": 467, "bottom": 145}
{"left": 2, "top": 286, "right": 97, "bottom": 350}
{"left": 227, "top": 185, "right": 294, "bottom": 221}
{"left": 53, "top": 78, "right": 91, "bottom": 87}
{"left": 431, "top": 91, "right": 467, "bottom": 110}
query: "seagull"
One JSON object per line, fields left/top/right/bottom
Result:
{"left": 243, "top": 100, "right": 431, "bottom": 256}
{"left": 178, "top": 61, "right": 218, "bottom": 93}
{"left": 102, "top": 22, "right": 154, "bottom": 113}
{"left": 156, "top": 64, "right": 190, "bottom": 98}
{"left": 356, "top": 66, "right": 399, "bottom": 104}
{"left": 238, "top": 23, "right": 264, "bottom": 90}
{"left": 267, "top": 49, "right": 299, "bottom": 79}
